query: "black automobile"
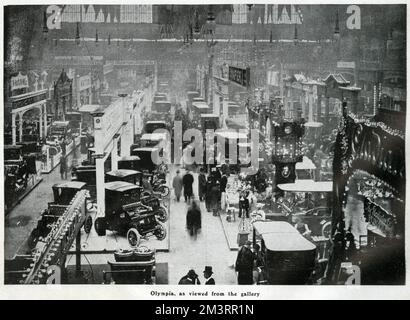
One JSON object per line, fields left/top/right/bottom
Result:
{"left": 105, "top": 169, "right": 168, "bottom": 222}
{"left": 27, "top": 181, "right": 92, "bottom": 249}
{"left": 94, "top": 181, "right": 167, "bottom": 247}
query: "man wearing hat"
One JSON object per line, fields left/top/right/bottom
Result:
{"left": 235, "top": 240, "right": 254, "bottom": 285}
{"left": 203, "top": 266, "right": 215, "bottom": 285}
{"left": 178, "top": 269, "right": 201, "bottom": 285}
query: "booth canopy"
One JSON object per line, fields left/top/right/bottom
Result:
{"left": 53, "top": 181, "right": 87, "bottom": 190}
{"left": 253, "top": 221, "right": 316, "bottom": 251}
{"left": 278, "top": 180, "right": 333, "bottom": 192}
{"left": 295, "top": 156, "right": 316, "bottom": 170}
{"left": 79, "top": 105, "right": 102, "bottom": 113}
{"left": 304, "top": 122, "right": 323, "bottom": 128}
{"left": 106, "top": 169, "right": 141, "bottom": 178}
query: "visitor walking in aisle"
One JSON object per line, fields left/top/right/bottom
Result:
{"left": 186, "top": 200, "right": 201, "bottom": 239}
{"left": 172, "top": 169, "right": 183, "bottom": 202}
{"left": 182, "top": 169, "right": 194, "bottom": 203}
{"left": 198, "top": 167, "right": 207, "bottom": 202}
{"left": 60, "top": 155, "right": 67, "bottom": 180}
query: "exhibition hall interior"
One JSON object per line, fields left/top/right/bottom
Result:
{"left": 3, "top": 4, "right": 406, "bottom": 285}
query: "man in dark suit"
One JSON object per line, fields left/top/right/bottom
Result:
{"left": 203, "top": 266, "right": 215, "bottom": 285}
{"left": 178, "top": 269, "right": 201, "bottom": 285}
{"left": 182, "top": 169, "right": 194, "bottom": 203}
{"left": 235, "top": 240, "right": 254, "bottom": 285}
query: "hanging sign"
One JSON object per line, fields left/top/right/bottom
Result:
{"left": 11, "top": 72, "right": 29, "bottom": 91}
{"left": 337, "top": 61, "right": 356, "bottom": 69}
{"left": 228, "top": 66, "right": 250, "bottom": 88}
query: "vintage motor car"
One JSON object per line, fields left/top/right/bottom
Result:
{"left": 118, "top": 155, "right": 141, "bottom": 171}
{"left": 27, "top": 181, "right": 92, "bottom": 249}
{"left": 105, "top": 169, "right": 168, "bottom": 222}
{"left": 253, "top": 221, "right": 317, "bottom": 285}
{"left": 144, "top": 120, "right": 168, "bottom": 134}
{"left": 131, "top": 146, "right": 162, "bottom": 173}
{"left": 94, "top": 181, "right": 167, "bottom": 247}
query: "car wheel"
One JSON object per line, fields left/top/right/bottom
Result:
{"left": 159, "top": 185, "right": 170, "bottom": 197}
{"left": 156, "top": 206, "right": 168, "bottom": 222}
{"left": 127, "top": 228, "right": 141, "bottom": 247}
{"left": 154, "top": 223, "right": 167, "bottom": 241}
{"left": 322, "top": 221, "right": 332, "bottom": 239}
{"left": 84, "top": 216, "right": 93, "bottom": 234}
{"left": 95, "top": 217, "right": 106, "bottom": 236}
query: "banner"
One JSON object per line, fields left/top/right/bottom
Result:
{"left": 11, "top": 72, "right": 29, "bottom": 91}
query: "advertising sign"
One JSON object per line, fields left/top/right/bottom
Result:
{"left": 11, "top": 72, "right": 29, "bottom": 91}
{"left": 228, "top": 66, "right": 250, "bottom": 88}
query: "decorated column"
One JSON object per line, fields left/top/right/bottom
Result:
{"left": 19, "top": 112, "right": 23, "bottom": 142}
{"left": 12, "top": 113, "right": 16, "bottom": 145}
{"left": 38, "top": 105, "right": 43, "bottom": 139}
{"left": 111, "top": 135, "right": 119, "bottom": 171}
{"left": 43, "top": 103, "right": 48, "bottom": 137}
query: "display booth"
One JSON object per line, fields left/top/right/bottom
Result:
{"left": 327, "top": 101, "right": 405, "bottom": 285}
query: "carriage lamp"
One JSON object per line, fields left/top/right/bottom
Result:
{"left": 282, "top": 165, "right": 290, "bottom": 178}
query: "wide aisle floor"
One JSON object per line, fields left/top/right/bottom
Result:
{"left": 156, "top": 165, "right": 238, "bottom": 285}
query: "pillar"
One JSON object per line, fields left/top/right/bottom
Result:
{"left": 39, "top": 106, "right": 43, "bottom": 139}
{"left": 12, "top": 113, "right": 17, "bottom": 145}
{"left": 43, "top": 104, "right": 48, "bottom": 137}
{"left": 317, "top": 95, "right": 322, "bottom": 122}
{"left": 111, "top": 137, "right": 118, "bottom": 170}
{"left": 95, "top": 157, "right": 105, "bottom": 216}
{"left": 76, "top": 75, "right": 81, "bottom": 110}
{"left": 308, "top": 93, "right": 314, "bottom": 123}
{"left": 19, "top": 112, "right": 23, "bottom": 142}
{"left": 222, "top": 97, "right": 229, "bottom": 126}
{"left": 213, "top": 91, "right": 220, "bottom": 115}
{"left": 154, "top": 63, "right": 158, "bottom": 93}
{"left": 88, "top": 88, "right": 92, "bottom": 104}
{"left": 325, "top": 97, "right": 330, "bottom": 124}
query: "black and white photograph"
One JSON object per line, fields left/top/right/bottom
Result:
{"left": 1, "top": 1, "right": 407, "bottom": 294}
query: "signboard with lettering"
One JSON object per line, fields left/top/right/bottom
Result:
{"left": 337, "top": 61, "right": 356, "bottom": 69}
{"left": 364, "top": 200, "right": 396, "bottom": 238}
{"left": 228, "top": 66, "right": 250, "bottom": 88}
{"left": 11, "top": 72, "right": 29, "bottom": 91}
{"left": 103, "top": 63, "right": 114, "bottom": 75}
{"left": 105, "top": 60, "right": 156, "bottom": 66}
{"left": 10, "top": 90, "right": 48, "bottom": 110}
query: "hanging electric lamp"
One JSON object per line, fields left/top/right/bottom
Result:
{"left": 75, "top": 22, "right": 80, "bottom": 45}
{"left": 294, "top": 24, "right": 299, "bottom": 45}
{"left": 42, "top": 10, "right": 48, "bottom": 41}
{"left": 333, "top": 10, "right": 340, "bottom": 42}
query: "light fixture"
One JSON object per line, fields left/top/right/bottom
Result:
{"left": 205, "top": 7, "right": 216, "bottom": 37}
{"left": 42, "top": 10, "right": 48, "bottom": 40}
{"left": 333, "top": 10, "right": 340, "bottom": 42}
{"left": 386, "top": 29, "right": 393, "bottom": 49}
{"left": 294, "top": 24, "right": 299, "bottom": 45}
{"left": 75, "top": 22, "right": 80, "bottom": 45}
